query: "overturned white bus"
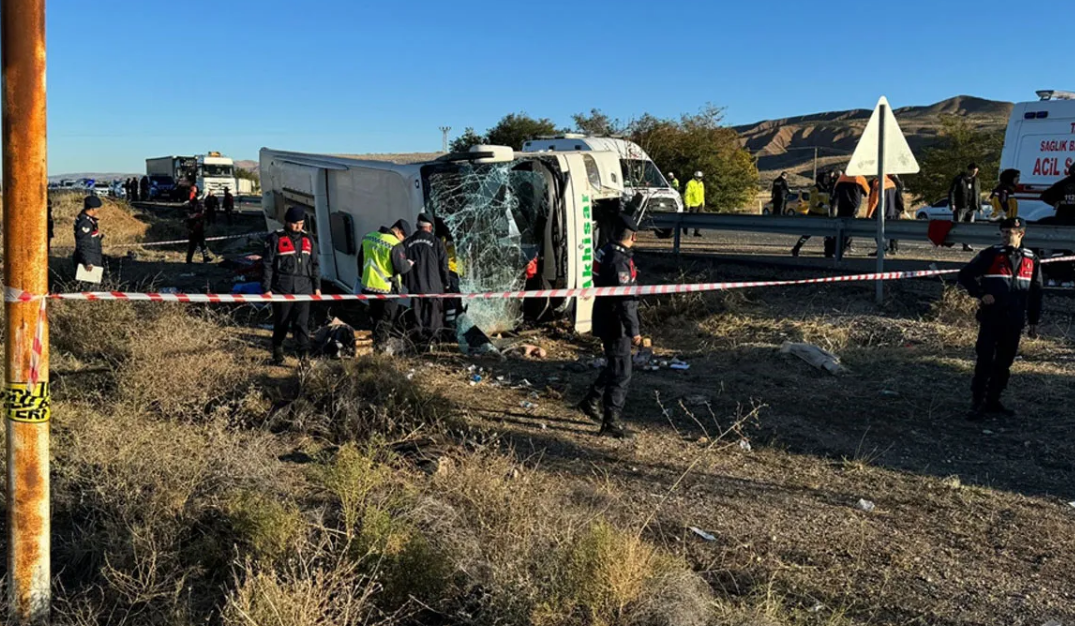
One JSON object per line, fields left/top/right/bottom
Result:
{"left": 258, "top": 145, "right": 627, "bottom": 333}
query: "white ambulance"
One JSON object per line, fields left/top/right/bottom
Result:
{"left": 999, "top": 90, "right": 1075, "bottom": 222}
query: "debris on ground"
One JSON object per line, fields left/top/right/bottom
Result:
{"left": 457, "top": 313, "right": 504, "bottom": 359}
{"left": 231, "top": 281, "right": 262, "bottom": 294}
{"left": 503, "top": 344, "right": 547, "bottom": 359}
{"left": 669, "top": 358, "right": 690, "bottom": 371}
{"left": 739, "top": 440, "right": 752, "bottom": 452}
{"left": 520, "top": 401, "right": 536, "bottom": 410}
{"left": 312, "top": 318, "right": 358, "bottom": 359}
{"left": 780, "top": 342, "right": 843, "bottom": 375}
{"left": 633, "top": 348, "right": 654, "bottom": 366}
{"left": 856, "top": 499, "right": 876, "bottom": 512}
{"left": 688, "top": 527, "right": 717, "bottom": 541}
{"left": 683, "top": 394, "right": 710, "bottom": 406}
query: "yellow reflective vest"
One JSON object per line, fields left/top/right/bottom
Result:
{"left": 684, "top": 179, "right": 705, "bottom": 208}
{"left": 361, "top": 230, "right": 400, "bottom": 293}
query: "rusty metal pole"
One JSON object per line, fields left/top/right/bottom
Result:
{"left": 3, "top": 0, "right": 51, "bottom": 623}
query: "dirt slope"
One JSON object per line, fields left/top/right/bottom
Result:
{"left": 737, "top": 96, "right": 1014, "bottom": 183}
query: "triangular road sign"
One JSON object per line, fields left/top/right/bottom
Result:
{"left": 845, "top": 96, "right": 920, "bottom": 175}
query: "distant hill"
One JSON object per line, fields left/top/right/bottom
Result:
{"left": 735, "top": 95, "right": 1014, "bottom": 186}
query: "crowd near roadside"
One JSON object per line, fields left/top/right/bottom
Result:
{"left": 65, "top": 161, "right": 1075, "bottom": 436}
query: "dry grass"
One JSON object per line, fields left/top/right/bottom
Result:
{"left": 48, "top": 192, "right": 150, "bottom": 247}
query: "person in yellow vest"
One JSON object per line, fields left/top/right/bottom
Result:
{"left": 990, "top": 169, "right": 1020, "bottom": 220}
{"left": 357, "top": 219, "right": 414, "bottom": 352}
{"left": 667, "top": 171, "right": 680, "bottom": 192}
{"left": 683, "top": 171, "right": 705, "bottom": 237}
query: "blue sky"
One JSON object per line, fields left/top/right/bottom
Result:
{"left": 40, "top": 0, "right": 1072, "bottom": 173}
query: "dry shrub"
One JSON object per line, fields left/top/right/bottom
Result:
{"left": 222, "top": 557, "right": 381, "bottom": 626}
{"left": 51, "top": 401, "right": 292, "bottom": 624}
{"left": 276, "top": 355, "right": 455, "bottom": 442}
{"left": 48, "top": 192, "right": 149, "bottom": 247}
{"left": 543, "top": 519, "right": 695, "bottom": 626}
{"left": 226, "top": 492, "right": 305, "bottom": 563}
{"left": 415, "top": 452, "right": 712, "bottom": 626}
{"left": 119, "top": 306, "right": 253, "bottom": 419}
{"left": 929, "top": 284, "right": 979, "bottom": 327}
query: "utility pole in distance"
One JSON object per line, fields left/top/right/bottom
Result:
{"left": 439, "top": 126, "right": 451, "bottom": 153}
{"left": 2, "top": 0, "right": 52, "bottom": 623}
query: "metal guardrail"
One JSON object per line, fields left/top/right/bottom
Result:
{"left": 645, "top": 212, "right": 1075, "bottom": 254}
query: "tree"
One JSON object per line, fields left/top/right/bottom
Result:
{"left": 235, "top": 167, "right": 259, "bottom": 183}
{"left": 449, "top": 127, "right": 485, "bottom": 153}
{"left": 910, "top": 115, "right": 1003, "bottom": 203}
{"left": 484, "top": 113, "right": 558, "bottom": 150}
{"left": 628, "top": 105, "right": 759, "bottom": 212}
{"left": 572, "top": 109, "right": 623, "bottom": 136}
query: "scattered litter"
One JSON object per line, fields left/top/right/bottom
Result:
{"left": 179, "top": 273, "right": 195, "bottom": 278}
{"left": 159, "top": 287, "right": 180, "bottom": 294}
{"left": 670, "top": 359, "right": 690, "bottom": 371}
{"left": 471, "top": 374, "right": 483, "bottom": 384}
{"left": 738, "top": 440, "right": 752, "bottom": 452}
{"left": 683, "top": 394, "right": 710, "bottom": 406}
{"left": 547, "top": 375, "right": 560, "bottom": 382}
{"left": 642, "top": 337, "right": 653, "bottom": 348}
{"left": 1067, "top": 501, "right": 1075, "bottom": 509}
{"left": 808, "top": 604, "right": 825, "bottom": 614}
{"left": 688, "top": 527, "right": 717, "bottom": 542}
{"left": 257, "top": 324, "right": 274, "bottom": 331}
{"left": 983, "top": 430, "right": 994, "bottom": 436}
{"left": 496, "top": 375, "right": 506, "bottom": 383}
{"left": 231, "top": 281, "right": 262, "bottom": 295}
{"left": 855, "top": 499, "right": 876, "bottom": 512}
{"left": 780, "top": 342, "right": 842, "bottom": 375}
{"left": 406, "top": 370, "right": 416, "bottom": 381}
{"left": 520, "top": 401, "right": 536, "bottom": 410}
{"left": 519, "top": 379, "right": 532, "bottom": 387}
{"left": 312, "top": 318, "right": 357, "bottom": 359}
{"left": 633, "top": 349, "right": 654, "bottom": 366}
{"left": 539, "top": 423, "right": 547, "bottom": 430}
{"left": 880, "top": 389, "right": 900, "bottom": 397}
{"left": 591, "top": 357, "right": 607, "bottom": 369}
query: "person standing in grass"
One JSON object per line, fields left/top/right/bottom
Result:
{"left": 73, "top": 195, "right": 104, "bottom": 273}
{"left": 957, "top": 217, "right": 1042, "bottom": 421}
{"left": 263, "top": 206, "right": 321, "bottom": 365}
{"left": 577, "top": 214, "right": 642, "bottom": 439}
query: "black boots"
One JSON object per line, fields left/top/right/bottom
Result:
{"left": 271, "top": 346, "right": 285, "bottom": 365}
{"left": 983, "top": 399, "right": 1016, "bottom": 417}
{"left": 577, "top": 395, "right": 603, "bottom": 423}
{"left": 599, "top": 411, "right": 634, "bottom": 439}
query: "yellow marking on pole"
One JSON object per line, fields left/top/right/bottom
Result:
{"left": 4, "top": 383, "right": 50, "bottom": 424}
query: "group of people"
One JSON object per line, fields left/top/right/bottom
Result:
{"left": 123, "top": 177, "right": 147, "bottom": 202}
{"left": 261, "top": 208, "right": 463, "bottom": 365}
{"left": 663, "top": 170, "right": 706, "bottom": 238}
{"left": 185, "top": 186, "right": 237, "bottom": 263}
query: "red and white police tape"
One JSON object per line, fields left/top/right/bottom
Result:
{"left": 6, "top": 255, "right": 1075, "bottom": 304}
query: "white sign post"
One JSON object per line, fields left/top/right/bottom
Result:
{"left": 846, "top": 96, "right": 920, "bottom": 304}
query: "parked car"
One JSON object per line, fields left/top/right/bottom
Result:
{"left": 145, "top": 174, "right": 177, "bottom": 200}
{"left": 762, "top": 190, "right": 812, "bottom": 216}
{"left": 913, "top": 198, "right": 993, "bottom": 221}
{"left": 93, "top": 180, "right": 111, "bottom": 197}
{"left": 110, "top": 180, "right": 127, "bottom": 198}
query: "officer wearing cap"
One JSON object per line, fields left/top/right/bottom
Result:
{"left": 73, "top": 195, "right": 104, "bottom": 274}
{"left": 957, "top": 216, "right": 1043, "bottom": 420}
{"left": 357, "top": 218, "right": 414, "bottom": 352}
{"left": 578, "top": 213, "right": 642, "bottom": 438}
{"left": 262, "top": 206, "right": 321, "bottom": 365}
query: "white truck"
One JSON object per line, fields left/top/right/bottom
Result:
{"left": 197, "top": 152, "right": 238, "bottom": 197}
{"left": 146, "top": 152, "right": 237, "bottom": 200}
{"left": 259, "top": 145, "right": 628, "bottom": 333}
{"left": 999, "top": 89, "right": 1075, "bottom": 222}
{"left": 521, "top": 135, "right": 684, "bottom": 216}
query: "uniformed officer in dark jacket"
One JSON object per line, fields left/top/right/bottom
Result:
{"left": 186, "top": 197, "right": 212, "bottom": 264}
{"left": 957, "top": 217, "right": 1043, "bottom": 420}
{"left": 73, "top": 195, "right": 104, "bottom": 272}
{"left": 949, "top": 163, "right": 981, "bottom": 251}
{"left": 262, "top": 206, "right": 322, "bottom": 365}
{"left": 1040, "top": 162, "right": 1075, "bottom": 224}
{"left": 403, "top": 213, "right": 450, "bottom": 342}
{"left": 204, "top": 190, "right": 220, "bottom": 225}
{"left": 578, "top": 214, "right": 641, "bottom": 439}
{"left": 770, "top": 172, "right": 790, "bottom": 216}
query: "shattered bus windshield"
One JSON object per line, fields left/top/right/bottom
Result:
{"left": 620, "top": 159, "right": 667, "bottom": 188}
{"left": 423, "top": 161, "right": 549, "bottom": 333}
